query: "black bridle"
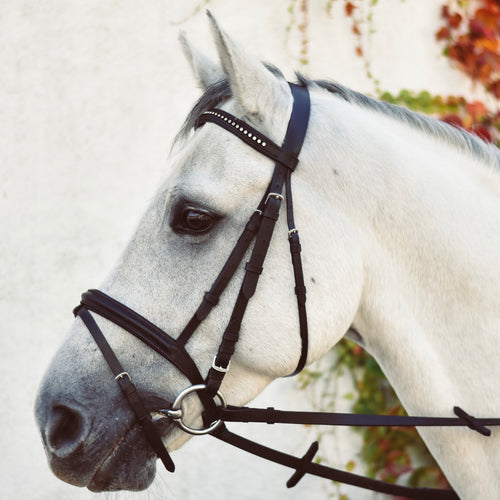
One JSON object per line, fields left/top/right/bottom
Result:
{"left": 74, "top": 83, "right": 499, "bottom": 500}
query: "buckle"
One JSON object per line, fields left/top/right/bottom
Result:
{"left": 115, "top": 371, "right": 131, "bottom": 381}
{"left": 265, "top": 192, "right": 284, "bottom": 204}
{"left": 212, "top": 357, "right": 231, "bottom": 373}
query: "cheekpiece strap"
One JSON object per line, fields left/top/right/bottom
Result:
{"left": 202, "top": 83, "right": 311, "bottom": 397}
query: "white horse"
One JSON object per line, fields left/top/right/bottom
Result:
{"left": 35, "top": 14, "right": 500, "bottom": 499}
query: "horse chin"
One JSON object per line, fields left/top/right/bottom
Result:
{"left": 87, "top": 424, "right": 157, "bottom": 492}
{"left": 88, "top": 417, "right": 178, "bottom": 492}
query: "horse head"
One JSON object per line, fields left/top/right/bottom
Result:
{"left": 35, "top": 14, "right": 363, "bottom": 492}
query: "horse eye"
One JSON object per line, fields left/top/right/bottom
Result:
{"left": 182, "top": 209, "right": 214, "bottom": 233}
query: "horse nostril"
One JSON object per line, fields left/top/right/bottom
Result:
{"left": 47, "top": 405, "right": 87, "bottom": 456}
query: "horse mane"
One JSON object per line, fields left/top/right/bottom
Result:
{"left": 177, "top": 71, "right": 500, "bottom": 170}
{"left": 303, "top": 75, "right": 500, "bottom": 170}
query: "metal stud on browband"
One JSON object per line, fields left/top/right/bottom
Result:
{"left": 202, "top": 110, "right": 267, "bottom": 147}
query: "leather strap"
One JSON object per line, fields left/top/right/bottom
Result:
{"left": 76, "top": 290, "right": 221, "bottom": 417}
{"left": 177, "top": 198, "right": 265, "bottom": 346}
{"left": 76, "top": 291, "right": 206, "bottom": 388}
{"left": 75, "top": 307, "right": 175, "bottom": 472}
{"left": 204, "top": 83, "right": 311, "bottom": 396}
{"left": 196, "top": 112, "right": 298, "bottom": 170}
{"left": 211, "top": 425, "right": 459, "bottom": 499}
{"left": 285, "top": 173, "right": 308, "bottom": 375}
{"left": 216, "top": 405, "right": 500, "bottom": 431}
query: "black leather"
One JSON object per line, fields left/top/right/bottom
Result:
{"left": 217, "top": 405, "right": 500, "bottom": 431}
{"left": 75, "top": 307, "right": 176, "bottom": 472}
{"left": 77, "top": 290, "right": 205, "bottom": 387}
{"left": 212, "top": 425, "right": 459, "bottom": 499}
{"left": 204, "top": 83, "right": 311, "bottom": 395}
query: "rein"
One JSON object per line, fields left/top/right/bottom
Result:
{"left": 73, "top": 83, "right": 500, "bottom": 499}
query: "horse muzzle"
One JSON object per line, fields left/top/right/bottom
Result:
{"left": 35, "top": 379, "right": 175, "bottom": 491}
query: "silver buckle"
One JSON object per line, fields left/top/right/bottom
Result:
{"left": 115, "top": 371, "right": 131, "bottom": 381}
{"left": 212, "top": 356, "right": 230, "bottom": 373}
{"left": 265, "top": 192, "right": 284, "bottom": 204}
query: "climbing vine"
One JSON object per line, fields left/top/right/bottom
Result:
{"left": 434, "top": 0, "right": 500, "bottom": 144}
{"left": 437, "top": 0, "right": 500, "bottom": 97}
{"left": 342, "top": 1, "right": 381, "bottom": 91}
{"left": 380, "top": 88, "right": 499, "bottom": 144}
{"left": 354, "top": 0, "right": 499, "bottom": 144}
{"left": 287, "top": 0, "right": 499, "bottom": 144}
{"left": 286, "top": 0, "right": 310, "bottom": 65}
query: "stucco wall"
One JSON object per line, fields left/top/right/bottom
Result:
{"left": 1, "top": 1, "right": 483, "bottom": 499}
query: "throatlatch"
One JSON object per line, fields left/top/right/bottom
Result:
{"left": 74, "top": 82, "right": 500, "bottom": 500}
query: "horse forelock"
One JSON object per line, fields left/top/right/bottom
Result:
{"left": 175, "top": 79, "right": 233, "bottom": 145}
{"left": 174, "top": 64, "right": 286, "bottom": 148}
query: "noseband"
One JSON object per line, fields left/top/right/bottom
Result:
{"left": 73, "top": 83, "right": 499, "bottom": 500}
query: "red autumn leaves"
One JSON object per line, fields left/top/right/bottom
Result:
{"left": 435, "top": 1, "right": 500, "bottom": 143}
{"left": 437, "top": 1, "right": 500, "bottom": 98}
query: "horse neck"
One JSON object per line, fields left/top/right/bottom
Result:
{"left": 307, "top": 93, "right": 500, "bottom": 415}
{"left": 305, "top": 94, "right": 500, "bottom": 497}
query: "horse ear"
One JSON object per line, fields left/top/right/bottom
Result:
{"left": 180, "top": 31, "right": 225, "bottom": 90}
{"left": 207, "top": 11, "right": 290, "bottom": 120}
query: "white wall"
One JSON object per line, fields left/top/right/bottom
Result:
{"left": 1, "top": 1, "right": 483, "bottom": 499}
